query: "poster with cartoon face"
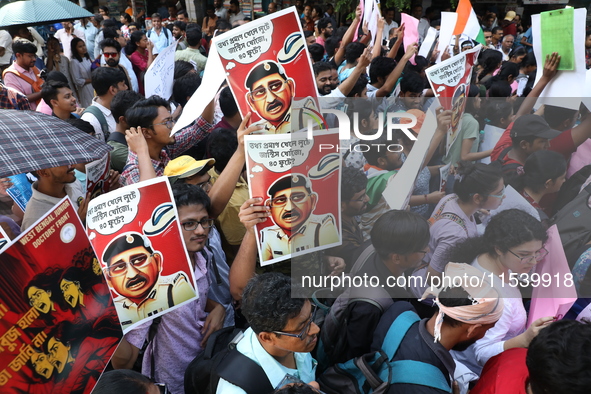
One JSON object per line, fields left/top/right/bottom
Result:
{"left": 425, "top": 45, "right": 481, "bottom": 154}
{"left": 245, "top": 130, "right": 341, "bottom": 265}
{"left": 86, "top": 177, "right": 197, "bottom": 334}
{"left": 0, "top": 197, "right": 122, "bottom": 393}
{"left": 212, "top": 7, "right": 326, "bottom": 134}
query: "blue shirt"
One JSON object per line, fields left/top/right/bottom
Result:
{"left": 216, "top": 328, "right": 317, "bottom": 393}
{"left": 148, "top": 27, "right": 172, "bottom": 54}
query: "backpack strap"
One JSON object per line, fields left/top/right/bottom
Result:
{"left": 82, "top": 105, "right": 110, "bottom": 138}
{"left": 389, "top": 360, "right": 452, "bottom": 392}
{"left": 381, "top": 310, "right": 420, "bottom": 360}
{"left": 350, "top": 244, "right": 376, "bottom": 275}
{"left": 107, "top": 130, "right": 128, "bottom": 145}
{"left": 216, "top": 348, "right": 275, "bottom": 394}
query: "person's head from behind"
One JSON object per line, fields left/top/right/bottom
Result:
{"left": 94, "top": 369, "right": 165, "bottom": 394}
{"left": 173, "top": 72, "right": 201, "bottom": 107}
{"left": 241, "top": 273, "right": 319, "bottom": 353}
{"left": 346, "top": 74, "right": 369, "bottom": 98}
{"left": 369, "top": 56, "right": 396, "bottom": 87}
{"left": 485, "top": 99, "right": 514, "bottom": 128}
{"left": 449, "top": 209, "right": 548, "bottom": 274}
{"left": 341, "top": 166, "right": 369, "bottom": 217}
{"left": 453, "top": 161, "right": 504, "bottom": 210}
{"left": 399, "top": 71, "right": 424, "bottom": 109}
{"left": 208, "top": 127, "right": 238, "bottom": 174}
{"left": 543, "top": 104, "right": 578, "bottom": 132}
{"left": 41, "top": 80, "right": 76, "bottom": 113}
{"left": 186, "top": 27, "right": 202, "bottom": 48}
{"left": 125, "top": 95, "right": 174, "bottom": 147}
{"left": 274, "top": 383, "right": 321, "bottom": 394}
{"left": 100, "top": 38, "right": 122, "bottom": 67}
{"left": 478, "top": 49, "right": 502, "bottom": 79}
{"left": 371, "top": 210, "right": 430, "bottom": 272}
{"left": 515, "top": 150, "right": 567, "bottom": 195}
{"left": 174, "top": 60, "right": 195, "bottom": 79}
{"left": 434, "top": 281, "right": 502, "bottom": 351}
{"left": 12, "top": 39, "right": 37, "bottom": 70}
{"left": 344, "top": 41, "right": 365, "bottom": 65}
{"left": 519, "top": 52, "right": 537, "bottom": 74}
{"left": 510, "top": 114, "right": 560, "bottom": 156}
{"left": 91, "top": 66, "right": 127, "bottom": 97}
{"left": 101, "top": 232, "right": 162, "bottom": 303}
{"left": 120, "top": 12, "right": 132, "bottom": 25}
{"left": 219, "top": 86, "right": 240, "bottom": 124}
{"left": 173, "top": 183, "right": 213, "bottom": 254}
{"left": 215, "top": 19, "right": 232, "bottom": 35}
{"left": 509, "top": 46, "right": 526, "bottom": 64}
{"left": 527, "top": 319, "right": 591, "bottom": 394}
{"left": 324, "top": 36, "right": 340, "bottom": 58}
{"left": 308, "top": 43, "right": 324, "bottom": 63}
{"left": 111, "top": 90, "right": 143, "bottom": 129}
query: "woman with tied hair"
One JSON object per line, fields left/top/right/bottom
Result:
{"left": 411, "top": 161, "right": 505, "bottom": 298}
{"left": 508, "top": 150, "right": 567, "bottom": 222}
{"left": 69, "top": 37, "right": 94, "bottom": 107}
{"left": 447, "top": 209, "right": 554, "bottom": 375}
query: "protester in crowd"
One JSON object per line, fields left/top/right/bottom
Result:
{"left": 328, "top": 166, "right": 368, "bottom": 270}
{"left": 490, "top": 26, "right": 503, "bottom": 50}
{"left": 69, "top": 37, "right": 94, "bottom": 108}
{"left": 217, "top": 272, "right": 318, "bottom": 393}
{"left": 41, "top": 80, "right": 78, "bottom": 120}
{"left": 107, "top": 90, "right": 143, "bottom": 172}
{"left": 128, "top": 30, "right": 154, "bottom": 95}
{"left": 120, "top": 95, "right": 214, "bottom": 185}
{"left": 315, "top": 17, "right": 333, "bottom": 47}
{"left": 75, "top": 17, "right": 99, "bottom": 57}
{"left": 477, "top": 49, "right": 503, "bottom": 85}
{"left": 214, "top": 0, "right": 228, "bottom": 20}
{"left": 228, "top": 0, "right": 246, "bottom": 26}
{"left": 81, "top": 67, "right": 128, "bottom": 141}
{"left": 174, "top": 28, "right": 207, "bottom": 74}
{"left": 54, "top": 21, "right": 86, "bottom": 60}
{"left": 448, "top": 209, "right": 553, "bottom": 377}
{"left": 0, "top": 81, "right": 31, "bottom": 110}
{"left": 3, "top": 40, "right": 43, "bottom": 109}
{"left": 371, "top": 263, "right": 504, "bottom": 394}
{"left": 412, "top": 162, "right": 504, "bottom": 297}
{"left": 113, "top": 184, "right": 228, "bottom": 394}
{"left": 202, "top": 5, "right": 218, "bottom": 39}
{"left": 171, "top": 21, "right": 187, "bottom": 50}
{"left": 498, "top": 34, "right": 514, "bottom": 62}
{"left": 515, "top": 53, "right": 536, "bottom": 96}
{"left": 146, "top": 13, "right": 171, "bottom": 55}
{"left": 119, "top": 13, "right": 132, "bottom": 39}
{"left": 98, "top": 6, "right": 111, "bottom": 20}
{"left": 508, "top": 150, "right": 567, "bottom": 221}
{"left": 45, "top": 37, "right": 76, "bottom": 99}
{"left": 97, "top": 38, "right": 133, "bottom": 92}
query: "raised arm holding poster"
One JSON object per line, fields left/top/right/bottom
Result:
{"left": 0, "top": 197, "right": 122, "bottom": 394}
{"left": 212, "top": 7, "right": 324, "bottom": 134}
{"left": 86, "top": 177, "right": 197, "bottom": 333}
{"left": 244, "top": 131, "right": 341, "bottom": 265}
{"left": 85, "top": 153, "right": 111, "bottom": 202}
{"left": 425, "top": 45, "right": 481, "bottom": 155}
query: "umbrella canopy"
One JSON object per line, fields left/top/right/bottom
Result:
{"left": 0, "top": 110, "right": 112, "bottom": 178}
{"left": 0, "top": 0, "right": 93, "bottom": 28}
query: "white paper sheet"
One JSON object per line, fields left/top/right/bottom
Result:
{"left": 479, "top": 124, "right": 505, "bottom": 164}
{"left": 419, "top": 27, "right": 439, "bottom": 60}
{"left": 436, "top": 12, "right": 458, "bottom": 63}
{"left": 144, "top": 41, "right": 177, "bottom": 100}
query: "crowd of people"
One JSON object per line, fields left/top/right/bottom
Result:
{"left": 0, "top": 1, "right": 591, "bottom": 394}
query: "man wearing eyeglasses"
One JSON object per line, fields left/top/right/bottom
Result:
{"left": 245, "top": 60, "right": 319, "bottom": 134}
{"left": 261, "top": 173, "right": 339, "bottom": 261}
{"left": 101, "top": 231, "right": 195, "bottom": 327}
{"left": 97, "top": 38, "right": 138, "bottom": 94}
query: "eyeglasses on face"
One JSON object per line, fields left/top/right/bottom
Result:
{"left": 508, "top": 247, "right": 549, "bottom": 265}
{"left": 249, "top": 79, "right": 287, "bottom": 101}
{"left": 269, "top": 192, "right": 310, "bottom": 208}
{"left": 103, "top": 52, "right": 118, "bottom": 58}
{"left": 181, "top": 218, "right": 215, "bottom": 231}
{"left": 272, "top": 304, "right": 318, "bottom": 340}
{"left": 105, "top": 253, "right": 153, "bottom": 277}
{"left": 151, "top": 118, "right": 176, "bottom": 129}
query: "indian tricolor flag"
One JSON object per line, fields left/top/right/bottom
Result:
{"left": 453, "top": 0, "right": 486, "bottom": 46}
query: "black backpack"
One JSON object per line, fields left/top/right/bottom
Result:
{"left": 183, "top": 326, "right": 274, "bottom": 394}
{"left": 554, "top": 164, "right": 591, "bottom": 212}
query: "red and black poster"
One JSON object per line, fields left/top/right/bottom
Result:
{"left": 0, "top": 197, "right": 121, "bottom": 394}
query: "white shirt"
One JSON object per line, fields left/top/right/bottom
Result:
{"left": 81, "top": 98, "right": 117, "bottom": 141}
{"left": 215, "top": 7, "right": 228, "bottom": 20}
{"left": 229, "top": 11, "right": 246, "bottom": 25}
{"left": 382, "top": 20, "right": 398, "bottom": 43}
{"left": 418, "top": 18, "right": 430, "bottom": 41}
{"left": 54, "top": 28, "right": 86, "bottom": 59}
{"left": 0, "top": 30, "right": 13, "bottom": 65}
{"left": 21, "top": 181, "right": 84, "bottom": 231}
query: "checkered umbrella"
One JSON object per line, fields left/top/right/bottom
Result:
{"left": 0, "top": 0, "right": 93, "bottom": 28}
{"left": 0, "top": 110, "right": 112, "bottom": 178}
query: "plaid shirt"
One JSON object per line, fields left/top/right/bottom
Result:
{"left": 0, "top": 84, "right": 31, "bottom": 110}
{"left": 120, "top": 116, "right": 212, "bottom": 186}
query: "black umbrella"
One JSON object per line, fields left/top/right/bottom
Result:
{"left": 0, "top": 0, "right": 93, "bottom": 28}
{"left": 0, "top": 110, "right": 112, "bottom": 178}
